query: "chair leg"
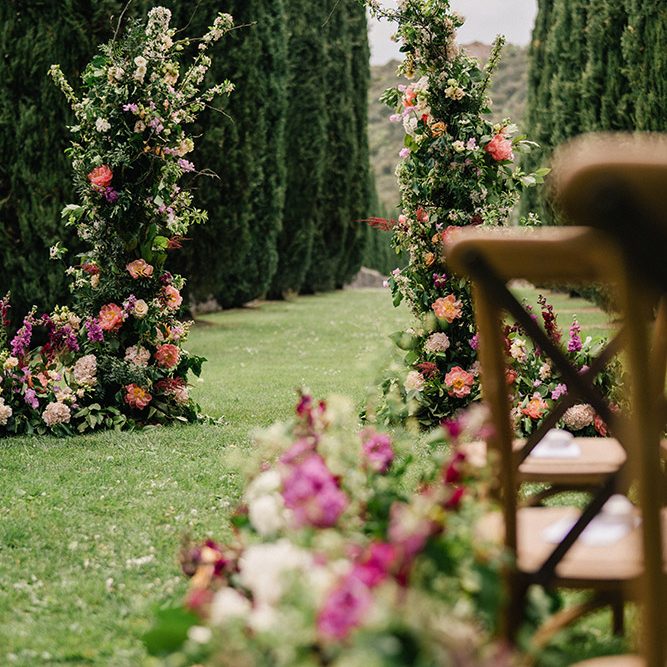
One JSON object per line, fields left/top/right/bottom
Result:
{"left": 611, "top": 591, "right": 625, "bottom": 636}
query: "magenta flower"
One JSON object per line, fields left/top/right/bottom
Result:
{"left": 85, "top": 318, "right": 104, "bottom": 343}
{"left": 361, "top": 429, "right": 394, "bottom": 473}
{"left": 469, "top": 333, "right": 479, "bottom": 350}
{"left": 281, "top": 454, "right": 348, "bottom": 528}
{"left": 568, "top": 319, "right": 583, "bottom": 352}
{"left": 352, "top": 542, "right": 397, "bottom": 588}
{"left": 432, "top": 272, "right": 447, "bottom": 289}
{"left": 317, "top": 574, "right": 372, "bottom": 641}
{"left": 24, "top": 388, "right": 39, "bottom": 409}
{"left": 10, "top": 317, "right": 33, "bottom": 357}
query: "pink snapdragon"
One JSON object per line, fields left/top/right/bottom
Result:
{"left": 352, "top": 542, "right": 397, "bottom": 588}
{"left": 568, "top": 319, "right": 583, "bottom": 352}
{"left": 281, "top": 454, "right": 348, "bottom": 529}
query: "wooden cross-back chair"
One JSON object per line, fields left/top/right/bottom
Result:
{"left": 445, "top": 134, "right": 667, "bottom": 665}
{"left": 551, "top": 134, "right": 667, "bottom": 667}
{"left": 447, "top": 226, "right": 644, "bottom": 646}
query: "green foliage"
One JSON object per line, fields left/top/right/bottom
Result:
{"left": 269, "top": 0, "right": 327, "bottom": 297}
{"left": 0, "top": 1, "right": 124, "bottom": 317}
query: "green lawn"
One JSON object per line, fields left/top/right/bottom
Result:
{"left": 0, "top": 287, "right": 619, "bottom": 666}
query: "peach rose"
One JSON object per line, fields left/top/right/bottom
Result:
{"left": 126, "top": 259, "right": 154, "bottom": 279}
{"left": 125, "top": 384, "right": 152, "bottom": 410}
{"left": 87, "top": 165, "right": 113, "bottom": 188}
{"left": 484, "top": 134, "right": 514, "bottom": 162}
{"left": 98, "top": 303, "right": 125, "bottom": 331}
{"left": 163, "top": 285, "right": 183, "bottom": 310}
{"left": 154, "top": 343, "right": 180, "bottom": 369}
{"left": 430, "top": 121, "right": 447, "bottom": 137}
{"left": 133, "top": 299, "right": 149, "bottom": 318}
{"left": 432, "top": 294, "right": 462, "bottom": 323}
{"left": 522, "top": 393, "right": 548, "bottom": 420}
{"left": 444, "top": 366, "right": 474, "bottom": 398}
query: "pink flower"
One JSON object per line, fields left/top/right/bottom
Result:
{"left": 485, "top": 134, "right": 514, "bottom": 162}
{"left": 154, "top": 343, "right": 180, "bottom": 369}
{"left": 87, "top": 165, "right": 113, "bottom": 188}
{"left": 388, "top": 501, "right": 433, "bottom": 561}
{"left": 444, "top": 366, "right": 474, "bottom": 398}
{"left": 432, "top": 294, "right": 462, "bottom": 323}
{"left": 281, "top": 454, "right": 348, "bottom": 528}
{"left": 352, "top": 542, "right": 397, "bottom": 588}
{"left": 126, "top": 259, "right": 154, "bottom": 279}
{"left": 98, "top": 303, "right": 124, "bottom": 331}
{"left": 317, "top": 574, "right": 372, "bottom": 641}
{"left": 163, "top": 285, "right": 183, "bottom": 310}
{"left": 124, "top": 384, "right": 152, "bottom": 409}
{"left": 361, "top": 429, "right": 394, "bottom": 473}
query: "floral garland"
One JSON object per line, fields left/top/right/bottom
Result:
{"left": 0, "top": 8, "right": 234, "bottom": 435}
{"left": 367, "top": 0, "right": 548, "bottom": 428}
{"left": 144, "top": 394, "right": 511, "bottom": 666}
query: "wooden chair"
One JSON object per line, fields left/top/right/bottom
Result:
{"left": 549, "top": 134, "right": 667, "bottom": 667}
{"left": 446, "top": 226, "right": 644, "bottom": 646}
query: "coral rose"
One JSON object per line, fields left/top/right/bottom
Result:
{"left": 444, "top": 366, "right": 474, "bottom": 398}
{"left": 126, "top": 259, "right": 154, "bottom": 279}
{"left": 163, "top": 285, "right": 183, "bottom": 310}
{"left": 154, "top": 343, "right": 181, "bottom": 369}
{"left": 484, "top": 134, "right": 514, "bottom": 162}
{"left": 98, "top": 303, "right": 124, "bottom": 331}
{"left": 432, "top": 294, "right": 462, "bottom": 323}
{"left": 522, "top": 393, "right": 548, "bottom": 420}
{"left": 87, "top": 165, "right": 113, "bottom": 188}
{"left": 125, "top": 384, "right": 152, "bottom": 410}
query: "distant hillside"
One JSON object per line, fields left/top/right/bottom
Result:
{"left": 369, "top": 42, "right": 528, "bottom": 212}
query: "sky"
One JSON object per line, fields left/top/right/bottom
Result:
{"left": 368, "top": 0, "right": 539, "bottom": 65}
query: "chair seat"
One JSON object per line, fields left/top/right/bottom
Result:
{"left": 569, "top": 657, "right": 644, "bottom": 667}
{"left": 463, "top": 437, "right": 626, "bottom": 485}
{"left": 477, "top": 507, "right": 667, "bottom": 586}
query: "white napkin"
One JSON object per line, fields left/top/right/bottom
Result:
{"left": 542, "top": 495, "right": 640, "bottom": 546}
{"left": 529, "top": 428, "right": 582, "bottom": 459}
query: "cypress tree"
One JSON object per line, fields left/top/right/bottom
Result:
{"left": 303, "top": 0, "right": 357, "bottom": 292}
{"left": 269, "top": 0, "right": 327, "bottom": 298}
{"left": 623, "top": 1, "right": 667, "bottom": 131}
{"left": 336, "top": 0, "right": 371, "bottom": 287}
{"left": 162, "top": 0, "right": 287, "bottom": 308}
{"left": 0, "top": 1, "right": 123, "bottom": 316}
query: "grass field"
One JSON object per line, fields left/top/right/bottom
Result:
{"left": 0, "top": 287, "right": 620, "bottom": 666}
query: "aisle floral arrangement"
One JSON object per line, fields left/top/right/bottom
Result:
{"left": 366, "top": 0, "right": 549, "bottom": 427}
{"left": 0, "top": 8, "right": 233, "bottom": 435}
{"left": 144, "top": 393, "right": 512, "bottom": 666}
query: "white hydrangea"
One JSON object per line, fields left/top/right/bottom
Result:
{"left": 210, "top": 587, "right": 251, "bottom": 626}
{"left": 404, "top": 370, "right": 425, "bottom": 392}
{"left": 248, "top": 494, "right": 286, "bottom": 537}
{"left": 73, "top": 354, "right": 97, "bottom": 386}
{"left": 424, "top": 332, "right": 450, "bottom": 354}
{"left": 125, "top": 345, "right": 151, "bottom": 367}
{"left": 95, "top": 117, "right": 110, "bottom": 133}
{"left": 509, "top": 338, "right": 528, "bottom": 363}
{"left": 42, "top": 401, "right": 71, "bottom": 427}
{"left": 563, "top": 404, "right": 596, "bottom": 431}
{"left": 0, "top": 398, "right": 12, "bottom": 426}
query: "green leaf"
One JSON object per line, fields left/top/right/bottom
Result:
{"left": 389, "top": 331, "right": 417, "bottom": 351}
{"left": 143, "top": 607, "right": 199, "bottom": 656}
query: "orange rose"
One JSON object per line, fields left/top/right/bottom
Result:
{"left": 87, "top": 165, "right": 113, "bottom": 188}
{"left": 163, "top": 285, "right": 183, "bottom": 310}
{"left": 444, "top": 366, "right": 474, "bottom": 398}
{"left": 125, "top": 384, "right": 152, "bottom": 410}
{"left": 98, "top": 303, "right": 125, "bottom": 331}
{"left": 432, "top": 294, "right": 462, "bottom": 323}
{"left": 126, "top": 259, "right": 154, "bottom": 279}
{"left": 154, "top": 343, "right": 180, "bottom": 369}
{"left": 430, "top": 121, "right": 447, "bottom": 136}
{"left": 522, "top": 394, "right": 547, "bottom": 420}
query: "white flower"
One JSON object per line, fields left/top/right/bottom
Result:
{"left": 133, "top": 120, "right": 146, "bottom": 133}
{"left": 134, "top": 55, "right": 148, "bottom": 68}
{"left": 95, "top": 117, "right": 111, "bottom": 133}
{"left": 452, "top": 140, "right": 465, "bottom": 152}
{"left": 3, "top": 356, "right": 19, "bottom": 371}
{"left": 125, "top": 345, "right": 151, "bottom": 367}
{"left": 245, "top": 470, "right": 282, "bottom": 501}
{"left": 210, "top": 587, "right": 251, "bottom": 626}
{"left": 248, "top": 494, "right": 286, "bottom": 536}
{"left": 404, "top": 370, "right": 425, "bottom": 392}
{"left": 187, "top": 626, "right": 211, "bottom": 644}
{"left": 133, "top": 299, "right": 148, "bottom": 319}
{"left": 238, "top": 540, "right": 312, "bottom": 606}
{"left": 424, "top": 332, "right": 450, "bottom": 354}
{"left": 73, "top": 354, "right": 97, "bottom": 386}
{"left": 563, "top": 404, "right": 596, "bottom": 431}
{"left": 0, "top": 398, "right": 12, "bottom": 426}
{"left": 42, "top": 401, "right": 71, "bottom": 427}
{"left": 509, "top": 338, "right": 528, "bottom": 363}
{"left": 538, "top": 362, "right": 551, "bottom": 380}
